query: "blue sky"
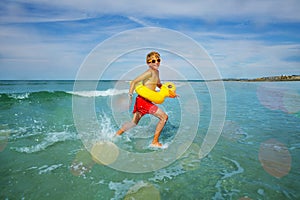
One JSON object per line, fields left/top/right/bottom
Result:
{"left": 0, "top": 0, "right": 300, "bottom": 80}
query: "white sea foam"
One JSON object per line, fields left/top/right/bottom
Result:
{"left": 148, "top": 142, "right": 170, "bottom": 150}
{"left": 149, "top": 164, "right": 186, "bottom": 183}
{"left": 11, "top": 131, "right": 77, "bottom": 153}
{"left": 8, "top": 93, "right": 30, "bottom": 100}
{"left": 38, "top": 164, "right": 63, "bottom": 174}
{"left": 109, "top": 179, "right": 136, "bottom": 200}
{"left": 213, "top": 157, "right": 244, "bottom": 200}
{"left": 245, "top": 179, "right": 297, "bottom": 199}
{"left": 9, "top": 128, "right": 42, "bottom": 140}
{"left": 108, "top": 179, "right": 159, "bottom": 200}
{"left": 69, "top": 89, "right": 128, "bottom": 97}
{"left": 220, "top": 157, "right": 244, "bottom": 179}
{"left": 69, "top": 161, "right": 91, "bottom": 178}
{"left": 26, "top": 164, "right": 63, "bottom": 174}
{"left": 108, "top": 165, "right": 185, "bottom": 199}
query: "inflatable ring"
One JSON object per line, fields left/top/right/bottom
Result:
{"left": 135, "top": 82, "right": 176, "bottom": 104}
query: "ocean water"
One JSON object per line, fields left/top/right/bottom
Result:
{"left": 1, "top": 80, "right": 299, "bottom": 200}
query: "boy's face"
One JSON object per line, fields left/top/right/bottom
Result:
{"left": 147, "top": 56, "right": 161, "bottom": 70}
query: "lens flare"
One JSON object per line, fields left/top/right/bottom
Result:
{"left": 124, "top": 182, "right": 160, "bottom": 200}
{"left": 91, "top": 141, "right": 119, "bottom": 166}
{"left": 111, "top": 94, "right": 130, "bottom": 113}
{"left": 282, "top": 90, "right": 300, "bottom": 114}
{"left": 259, "top": 139, "right": 291, "bottom": 178}
{"left": 257, "top": 84, "right": 300, "bottom": 116}
{"left": 257, "top": 85, "right": 286, "bottom": 112}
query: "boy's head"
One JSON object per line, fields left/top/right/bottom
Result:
{"left": 146, "top": 51, "right": 160, "bottom": 64}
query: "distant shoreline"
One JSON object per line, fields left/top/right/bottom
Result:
{"left": 210, "top": 75, "right": 300, "bottom": 82}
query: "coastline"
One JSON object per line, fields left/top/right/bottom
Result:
{"left": 211, "top": 75, "right": 300, "bottom": 82}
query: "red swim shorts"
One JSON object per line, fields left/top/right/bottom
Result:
{"left": 133, "top": 95, "right": 158, "bottom": 116}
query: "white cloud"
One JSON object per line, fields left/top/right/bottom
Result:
{"left": 1, "top": 23, "right": 299, "bottom": 79}
{"left": 2, "top": 0, "right": 300, "bottom": 23}
{"left": 0, "top": 14, "right": 136, "bottom": 79}
{"left": 203, "top": 38, "right": 300, "bottom": 78}
{"left": 0, "top": 25, "right": 84, "bottom": 79}
{"left": 127, "top": 16, "right": 152, "bottom": 27}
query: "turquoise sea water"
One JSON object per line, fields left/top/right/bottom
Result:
{"left": 1, "top": 80, "right": 299, "bottom": 199}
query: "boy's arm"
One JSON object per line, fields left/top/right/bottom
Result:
{"left": 129, "top": 70, "right": 152, "bottom": 95}
{"left": 157, "top": 78, "right": 162, "bottom": 88}
{"left": 127, "top": 70, "right": 151, "bottom": 108}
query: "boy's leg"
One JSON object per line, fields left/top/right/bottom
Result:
{"left": 116, "top": 112, "right": 142, "bottom": 135}
{"left": 151, "top": 108, "right": 168, "bottom": 147}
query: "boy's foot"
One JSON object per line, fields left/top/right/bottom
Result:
{"left": 115, "top": 129, "right": 124, "bottom": 136}
{"left": 150, "top": 142, "right": 163, "bottom": 148}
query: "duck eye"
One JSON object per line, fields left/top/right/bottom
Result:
{"left": 168, "top": 85, "right": 173, "bottom": 89}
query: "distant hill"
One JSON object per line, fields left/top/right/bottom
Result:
{"left": 249, "top": 75, "right": 300, "bottom": 81}
{"left": 219, "top": 75, "right": 300, "bottom": 82}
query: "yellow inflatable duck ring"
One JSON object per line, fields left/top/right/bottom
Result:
{"left": 135, "top": 82, "right": 177, "bottom": 104}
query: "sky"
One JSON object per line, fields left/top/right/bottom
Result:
{"left": 0, "top": 0, "right": 300, "bottom": 80}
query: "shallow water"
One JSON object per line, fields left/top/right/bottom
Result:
{"left": 0, "top": 80, "right": 299, "bottom": 199}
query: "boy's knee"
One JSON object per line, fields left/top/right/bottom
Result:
{"left": 162, "top": 113, "right": 168, "bottom": 122}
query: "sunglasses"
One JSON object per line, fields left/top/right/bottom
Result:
{"left": 148, "top": 58, "right": 161, "bottom": 64}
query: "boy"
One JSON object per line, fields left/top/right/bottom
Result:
{"left": 115, "top": 51, "right": 168, "bottom": 147}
